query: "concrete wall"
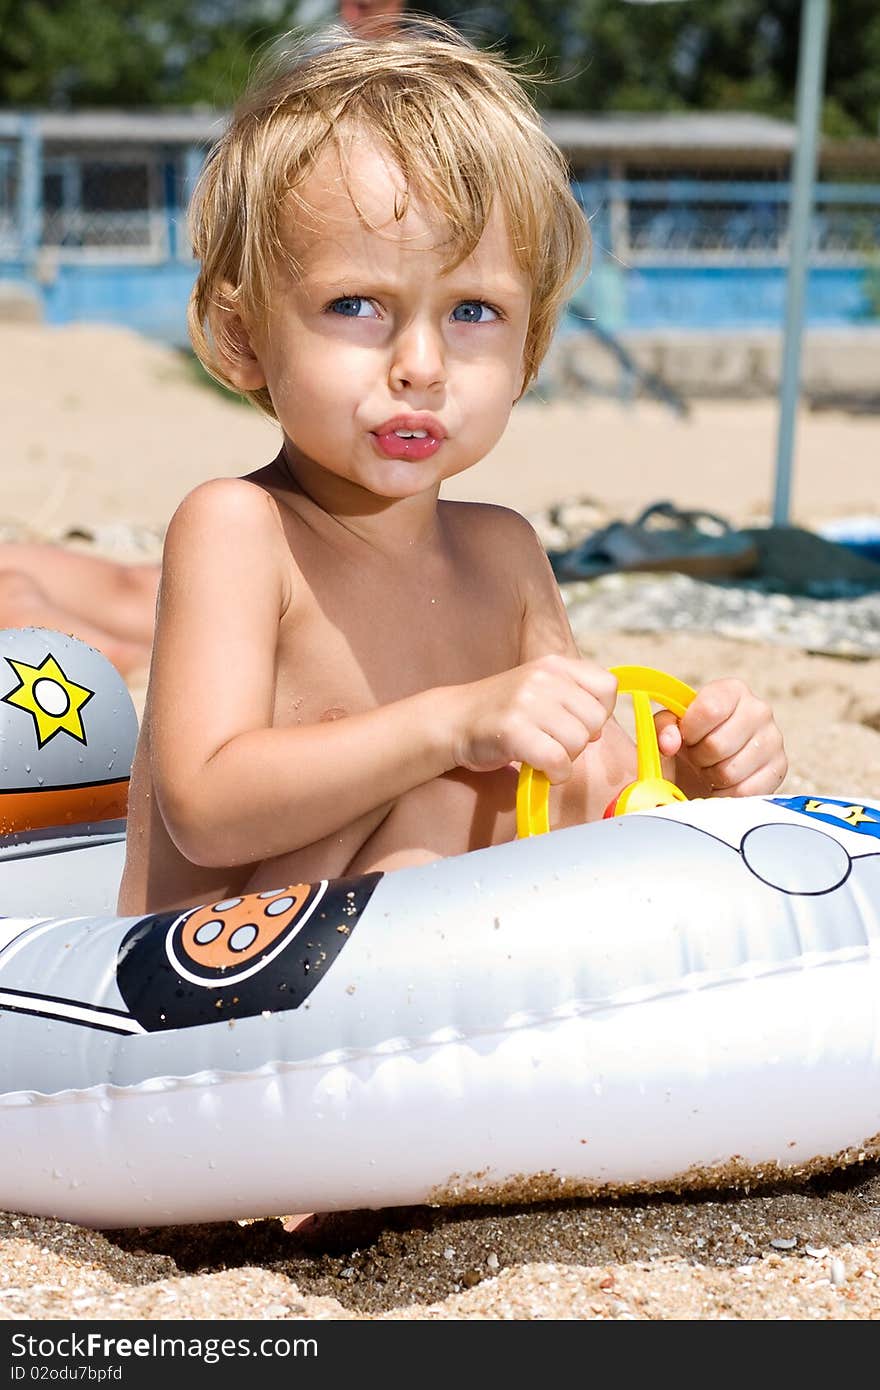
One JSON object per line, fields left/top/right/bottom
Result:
{"left": 540, "top": 326, "right": 880, "bottom": 405}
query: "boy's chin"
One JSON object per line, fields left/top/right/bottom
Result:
{"left": 368, "top": 473, "right": 445, "bottom": 502}
{"left": 358, "top": 456, "right": 457, "bottom": 500}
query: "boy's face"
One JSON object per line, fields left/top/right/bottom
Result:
{"left": 230, "top": 137, "right": 532, "bottom": 504}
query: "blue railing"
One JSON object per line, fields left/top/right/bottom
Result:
{"left": 570, "top": 177, "right": 880, "bottom": 329}
{"left": 0, "top": 123, "right": 878, "bottom": 338}
{"left": 575, "top": 178, "right": 880, "bottom": 258}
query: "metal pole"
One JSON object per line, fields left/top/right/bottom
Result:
{"left": 772, "top": 0, "right": 830, "bottom": 525}
{"left": 17, "top": 115, "right": 43, "bottom": 262}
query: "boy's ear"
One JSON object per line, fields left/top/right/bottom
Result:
{"left": 211, "top": 282, "right": 267, "bottom": 392}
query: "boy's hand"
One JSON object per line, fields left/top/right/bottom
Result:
{"left": 451, "top": 655, "right": 618, "bottom": 783}
{"left": 654, "top": 678, "right": 787, "bottom": 798}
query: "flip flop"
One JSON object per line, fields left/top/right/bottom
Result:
{"left": 548, "top": 501, "right": 759, "bottom": 583}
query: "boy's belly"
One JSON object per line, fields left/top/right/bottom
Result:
{"left": 243, "top": 765, "right": 520, "bottom": 888}
{"left": 120, "top": 731, "right": 523, "bottom": 914}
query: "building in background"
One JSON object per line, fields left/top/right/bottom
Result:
{"left": 0, "top": 106, "right": 877, "bottom": 344}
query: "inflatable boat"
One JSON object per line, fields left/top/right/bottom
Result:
{"left": 1, "top": 627, "right": 879, "bottom": 1229}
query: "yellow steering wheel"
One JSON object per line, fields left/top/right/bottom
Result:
{"left": 515, "top": 664, "right": 698, "bottom": 838}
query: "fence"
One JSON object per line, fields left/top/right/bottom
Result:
{"left": 573, "top": 170, "right": 880, "bottom": 332}
{"left": 0, "top": 110, "right": 878, "bottom": 343}
{"left": 0, "top": 112, "right": 211, "bottom": 341}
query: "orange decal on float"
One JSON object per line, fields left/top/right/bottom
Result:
{"left": 177, "top": 883, "right": 319, "bottom": 974}
{"left": 116, "top": 872, "right": 383, "bottom": 1031}
{"left": 0, "top": 779, "right": 129, "bottom": 834}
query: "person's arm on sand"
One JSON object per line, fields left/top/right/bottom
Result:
{"left": 147, "top": 480, "right": 618, "bottom": 869}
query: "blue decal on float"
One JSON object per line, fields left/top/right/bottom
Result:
{"left": 772, "top": 795, "right": 880, "bottom": 841}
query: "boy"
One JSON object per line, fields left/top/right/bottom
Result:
{"left": 118, "top": 20, "right": 786, "bottom": 914}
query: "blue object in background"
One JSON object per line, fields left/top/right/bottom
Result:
{"left": 592, "top": 257, "right": 874, "bottom": 330}
{"left": 819, "top": 518, "right": 880, "bottom": 565}
{"left": 1, "top": 111, "right": 878, "bottom": 345}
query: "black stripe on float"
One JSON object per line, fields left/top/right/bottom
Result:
{"left": 0, "top": 988, "right": 143, "bottom": 1035}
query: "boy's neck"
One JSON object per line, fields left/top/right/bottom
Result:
{"left": 263, "top": 446, "right": 446, "bottom": 556}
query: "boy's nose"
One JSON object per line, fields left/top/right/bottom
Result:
{"left": 388, "top": 322, "right": 446, "bottom": 393}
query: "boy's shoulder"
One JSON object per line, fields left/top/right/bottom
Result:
{"left": 439, "top": 498, "right": 547, "bottom": 568}
{"left": 439, "top": 498, "right": 541, "bottom": 541}
{"left": 161, "top": 478, "right": 290, "bottom": 586}
{"left": 166, "top": 476, "right": 281, "bottom": 539}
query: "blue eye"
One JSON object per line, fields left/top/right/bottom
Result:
{"left": 451, "top": 301, "right": 497, "bottom": 324}
{"left": 328, "top": 296, "right": 377, "bottom": 318}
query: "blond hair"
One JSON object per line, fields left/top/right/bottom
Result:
{"left": 188, "top": 16, "right": 589, "bottom": 415}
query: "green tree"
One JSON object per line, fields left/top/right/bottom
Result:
{"left": 0, "top": 0, "right": 310, "bottom": 106}
{"left": 433, "top": 0, "right": 880, "bottom": 135}
{"left": 1, "top": 0, "right": 878, "bottom": 137}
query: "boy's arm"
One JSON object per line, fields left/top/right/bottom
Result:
{"left": 147, "top": 483, "right": 616, "bottom": 868}
{"left": 148, "top": 480, "right": 457, "bottom": 867}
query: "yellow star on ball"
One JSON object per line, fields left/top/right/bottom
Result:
{"left": 1, "top": 653, "right": 94, "bottom": 748}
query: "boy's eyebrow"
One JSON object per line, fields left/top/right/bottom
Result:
{"left": 301, "top": 269, "right": 530, "bottom": 299}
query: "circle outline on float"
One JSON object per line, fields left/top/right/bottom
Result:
{"left": 740, "top": 822, "right": 852, "bottom": 895}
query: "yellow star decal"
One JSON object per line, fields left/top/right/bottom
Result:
{"left": 805, "top": 799, "right": 877, "bottom": 828}
{"left": 1, "top": 653, "right": 94, "bottom": 749}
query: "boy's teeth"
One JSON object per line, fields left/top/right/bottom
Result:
{"left": 393, "top": 428, "right": 429, "bottom": 438}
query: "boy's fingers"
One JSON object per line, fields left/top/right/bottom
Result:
{"left": 521, "top": 730, "right": 573, "bottom": 785}
{"left": 539, "top": 707, "right": 596, "bottom": 762}
{"left": 701, "top": 728, "right": 784, "bottom": 792}
{"left": 680, "top": 693, "right": 776, "bottom": 771}
{"left": 708, "top": 762, "right": 787, "bottom": 798}
{"left": 564, "top": 659, "right": 618, "bottom": 714}
{"left": 682, "top": 705, "right": 757, "bottom": 770}
{"left": 653, "top": 711, "right": 682, "bottom": 757}
{"left": 678, "top": 680, "right": 741, "bottom": 747}
{"left": 561, "top": 687, "right": 616, "bottom": 742}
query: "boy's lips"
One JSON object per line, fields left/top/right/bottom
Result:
{"left": 370, "top": 414, "right": 446, "bottom": 462}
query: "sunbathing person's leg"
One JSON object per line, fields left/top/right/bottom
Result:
{"left": 0, "top": 545, "right": 159, "bottom": 677}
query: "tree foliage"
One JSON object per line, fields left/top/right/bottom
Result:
{"left": 0, "top": 0, "right": 308, "bottom": 107}
{"left": 438, "top": 0, "right": 880, "bottom": 136}
{"left": 0, "top": 0, "right": 878, "bottom": 138}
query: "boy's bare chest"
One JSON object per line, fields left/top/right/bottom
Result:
{"left": 272, "top": 550, "right": 520, "bottom": 725}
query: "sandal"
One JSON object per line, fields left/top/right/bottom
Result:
{"left": 547, "top": 500, "right": 759, "bottom": 583}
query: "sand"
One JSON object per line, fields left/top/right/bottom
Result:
{"left": 2, "top": 322, "right": 879, "bottom": 536}
{"left": 1, "top": 321, "right": 880, "bottom": 1322}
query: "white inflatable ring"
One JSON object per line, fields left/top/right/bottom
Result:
{"left": 1, "top": 628, "right": 879, "bottom": 1229}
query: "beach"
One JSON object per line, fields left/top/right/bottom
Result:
{"left": 1, "top": 321, "right": 880, "bottom": 1321}
{"left": 4, "top": 323, "right": 880, "bottom": 537}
